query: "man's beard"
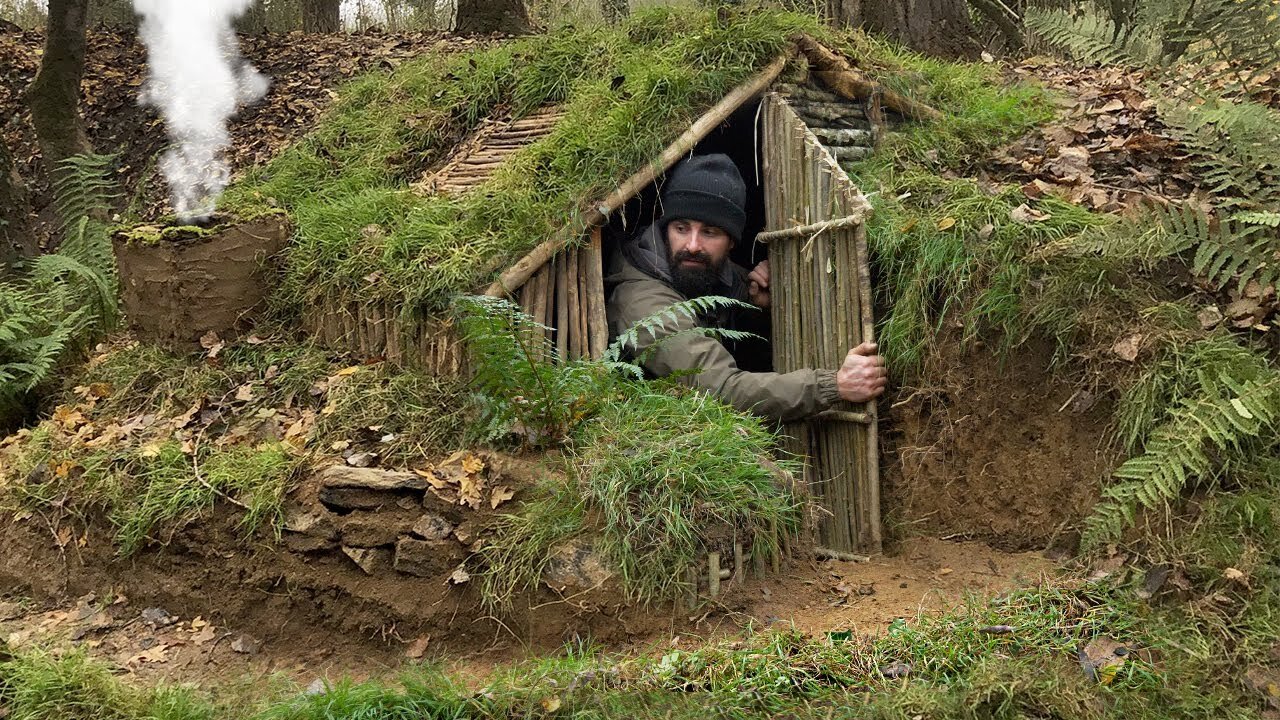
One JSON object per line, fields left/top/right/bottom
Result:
{"left": 669, "top": 248, "right": 726, "bottom": 298}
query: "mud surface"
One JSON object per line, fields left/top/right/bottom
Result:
{"left": 883, "top": 338, "right": 1117, "bottom": 551}
{"left": 0, "top": 531, "right": 1053, "bottom": 690}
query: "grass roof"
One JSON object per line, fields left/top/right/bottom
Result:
{"left": 224, "top": 7, "right": 825, "bottom": 317}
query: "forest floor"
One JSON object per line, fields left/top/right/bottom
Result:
{"left": 4, "top": 15, "right": 1280, "bottom": 719}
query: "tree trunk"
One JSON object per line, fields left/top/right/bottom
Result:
{"left": 235, "top": 1, "right": 269, "bottom": 34}
{"left": 827, "top": 0, "right": 980, "bottom": 58}
{"left": 455, "top": 0, "right": 530, "bottom": 34}
{"left": 302, "top": 0, "right": 341, "bottom": 32}
{"left": 601, "top": 0, "right": 629, "bottom": 25}
{"left": 0, "top": 138, "right": 30, "bottom": 271}
{"left": 26, "top": 0, "right": 93, "bottom": 174}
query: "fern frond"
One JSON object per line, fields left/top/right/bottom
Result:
{"left": 1025, "top": 9, "right": 1157, "bottom": 65}
{"left": 1163, "top": 101, "right": 1280, "bottom": 211}
{"left": 1151, "top": 203, "right": 1280, "bottom": 291}
{"left": 1234, "top": 211, "right": 1280, "bottom": 228}
{"left": 51, "top": 153, "right": 118, "bottom": 231}
{"left": 604, "top": 295, "right": 758, "bottom": 363}
{"left": 1088, "top": 368, "right": 1280, "bottom": 550}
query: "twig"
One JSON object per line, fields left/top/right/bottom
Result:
{"left": 190, "top": 431, "right": 252, "bottom": 511}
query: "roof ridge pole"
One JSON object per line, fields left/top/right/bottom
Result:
{"left": 484, "top": 46, "right": 798, "bottom": 298}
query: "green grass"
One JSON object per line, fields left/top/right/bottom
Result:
{"left": 0, "top": 335, "right": 468, "bottom": 554}
{"left": 2, "top": 572, "right": 1271, "bottom": 719}
{"left": 223, "top": 7, "right": 823, "bottom": 317}
{"left": 475, "top": 381, "right": 804, "bottom": 610}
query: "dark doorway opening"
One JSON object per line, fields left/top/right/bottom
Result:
{"left": 602, "top": 96, "right": 773, "bottom": 371}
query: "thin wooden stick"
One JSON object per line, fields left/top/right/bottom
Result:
{"left": 555, "top": 255, "right": 569, "bottom": 360}
{"left": 754, "top": 213, "right": 866, "bottom": 244}
{"left": 485, "top": 50, "right": 795, "bottom": 297}
{"left": 567, "top": 246, "right": 582, "bottom": 359}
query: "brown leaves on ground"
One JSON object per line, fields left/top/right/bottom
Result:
{"left": 0, "top": 28, "right": 491, "bottom": 234}
{"left": 993, "top": 60, "right": 1196, "bottom": 214}
{"left": 413, "top": 450, "right": 515, "bottom": 511}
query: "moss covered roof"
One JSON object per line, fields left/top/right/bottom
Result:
{"left": 224, "top": 7, "right": 831, "bottom": 316}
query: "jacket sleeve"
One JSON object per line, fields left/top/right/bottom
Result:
{"left": 609, "top": 277, "right": 841, "bottom": 424}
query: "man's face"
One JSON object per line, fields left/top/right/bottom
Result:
{"left": 666, "top": 218, "right": 732, "bottom": 297}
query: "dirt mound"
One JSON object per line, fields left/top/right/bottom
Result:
{"left": 883, "top": 337, "right": 1117, "bottom": 551}
{"left": 0, "top": 28, "right": 489, "bottom": 228}
{"left": 0, "top": 453, "right": 650, "bottom": 657}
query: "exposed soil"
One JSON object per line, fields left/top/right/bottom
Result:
{"left": 0, "top": 525, "right": 1054, "bottom": 690}
{"left": 883, "top": 337, "right": 1118, "bottom": 552}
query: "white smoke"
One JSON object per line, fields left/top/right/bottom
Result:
{"left": 132, "top": 0, "right": 270, "bottom": 222}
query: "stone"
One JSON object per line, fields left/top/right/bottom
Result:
{"left": 320, "top": 465, "right": 427, "bottom": 491}
{"left": 393, "top": 538, "right": 464, "bottom": 578}
{"left": 411, "top": 514, "right": 455, "bottom": 541}
{"left": 342, "top": 546, "right": 391, "bottom": 575}
{"left": 452, "top": 520, "right": 475, "bottom": 544}
{"left": 543, "top": 538, "right": 614, "bottom": 592}
{"left": 340, "top": 515, "right": 409, "bottom": 548}
{"left": 283, "top": 533, "right": 337, "bottom": 553}
{"left": 318, "top": 466, "right": 427, "bottom": 510}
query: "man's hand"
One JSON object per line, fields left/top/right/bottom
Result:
{"left": 837, "top": 342, "right": 887, "bottom": 403}
{"left": 747, "top": 259, "right": 770, "bottom": 309}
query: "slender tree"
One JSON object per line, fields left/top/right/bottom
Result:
{"left": 26, "top": 0, "right": 93, "bottom": 172}
{"left": 601, "top": 0, "right": 628, "bottom": 25}
{"left": 827, "top": 0, "right": 980, "bottom": 57}
{"left": 302, "top": 0, "right": 341, "bottom": 32}
{"left": 455, "top": 0, "right": 530, "bottom": 34}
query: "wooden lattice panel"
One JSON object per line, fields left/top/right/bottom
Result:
{"left": 762, "top": 91, "right": 881, "bottom": 554}
{"left": 415, "top": 106, "right": 564, "bottom": 196}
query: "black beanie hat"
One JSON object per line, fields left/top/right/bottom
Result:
{"left": 660, "top": 154, "right": 747, "bottom": 242}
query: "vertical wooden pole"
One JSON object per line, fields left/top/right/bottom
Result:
{"left": 584, "top": 227, "right": 609, "bottom": 360}
{"left": 566, "top": 245, "right": 582, "bottom": 360}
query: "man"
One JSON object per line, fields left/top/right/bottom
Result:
{"left": 604, "top": 153, "right": 887, "bottom": 424}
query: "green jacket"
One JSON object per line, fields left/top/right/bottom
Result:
{"left": 604, "top": 224, "right": 840, "bottom": 424}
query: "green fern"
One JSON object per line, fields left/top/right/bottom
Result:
{"left": 1086, "top": 371, "right": 1280, "bottom": 549}
{"left": 1163, "top": 100, "right": 1280, "bottom": 211}
{"left": 1147, "top": 203, "right": 1280, "bottom": 292}
{"left": 456, "top": 294, "right": 762, "bottom": 446}
{"left": 603, "top": 295, "right": 762, "bottom": 365}
{"left": 50, "top": 153, "right": 118, "bottom": 232}
{"left": 1093, "top": 332, "right": 1280, "bottom": 549}
{"left": 0, "top": 153, "right": 119, "bottom": 426}
{"left": 1235, "top": 211, "right": 1280, "bottom": 228}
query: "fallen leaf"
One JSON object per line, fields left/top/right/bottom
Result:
{"left": 405, "top": 635, "right": 431, "bottom": 659}
{"left": 199, "top": 331, "right": 225, "bottom": 358}
{"left": 1111, "top": 334, "right": 1143, "bottom": 362}
{"left": 191, "top": 625, "right": 216, "bottom": 646}
{"left": 449, "top": 564, "right": 471, "bottom": 585}
{"left": 540, "top": 696, "right": 562, "bottom": 712}
{"left": 490, "top": 484, "right": 515, "bottom": 509}
{"left": 127, "top": 643, "right": 171, "bottom": 665}
{"left": 334, "top": 366, "right": 362, "bottom": 377}
{"left": 173, "top": 399, "right": 204, "bottom": 429}
{"left": 1010, "top": 203, "right": 1051, "bottom": 224}
{"left": 461, "top": 453, "right": 485, "bottom": 475}
{"left": 980, "top": 50, "right": 994, "bottom": 63}
{"left": 234, "top": 384, "right": 255, "bottom": 402}
{"left": 935, "top": 216, "right": 957, "bottom": 231}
